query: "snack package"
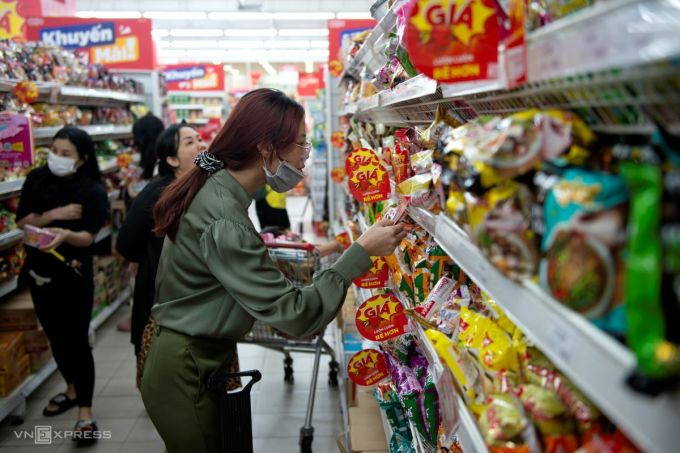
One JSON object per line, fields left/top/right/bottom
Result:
{"left": 23, "top": 225, "right": 56, "bottom": 249}
{"left": 468, "top": 181, "right": 539, "bottom": 280}
{"left": 478, "top": 393, "right": 534, "bottom": 451}
{"left": 374, "top": 382, "right": 412, "bottom": 438}
{"left": 417, "top": 105, "right": 462, "bottom": 151}
{"left": 393, "top": 129, "right": 414, "bottom": 184}
{"left": 517, "top": 384, "right": 578, "bottom": 452}
{"left": 540, "top": 169, "right": 629, "bottom": 336}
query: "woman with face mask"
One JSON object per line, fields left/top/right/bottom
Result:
{"left": 16, "top": 126, "right": 109, "bottom": 445}
{"left": 116, "top": 124, "right": 207, "bottom": 365}
{"left": 142, "top": 89, "right": 406, "bottom": 452}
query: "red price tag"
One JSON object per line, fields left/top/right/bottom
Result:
{"left": 404, "top": 0, "right": 500, "bottom": 83}
{"left": 355, "top": 294, "right": 409, "bottom": 342}
{"left": 346, "top": 349, "right": 389, "bottom": 386}
{"left": 354, "top": 257, "right": 389, "bottom": 289}
{"left": 335, "top": 232, "right": 351, "bottom": 250}
{"left": 331, "top": 130, "right": 345, "bottom": 148}
{"left": 345, "top": 148, "right": 391, "bottom": 204}
{"left": 330, "top": 167, "right": 346, "bottom": 183}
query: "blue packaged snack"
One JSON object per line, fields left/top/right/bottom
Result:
{"left": 540, "top": 169, "right": 628, "bottom": 335}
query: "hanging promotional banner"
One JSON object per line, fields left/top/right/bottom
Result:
{"left": 404, "top": 0, "right": 500, "bottom": 83}
{"left": 0, "top": 0, "right": 76, "bottom": 40}
{"left": 0, "top": 112, "right": 34, "bottom": 169}
{"left": 330, "top": 167, "right": 345, "bottom": 184}
{"left": 26, "top": 17, "right": 154, "bottom": 70}
{"left": 297, "top": 72, "right": 323, "bottom": 98}
{"left": 345, "top": 148, "right": 391, "bottom": 204}
{"left": 504, "top": 0, "right": 527, "bottom": 88}
{"left": 355, "top": 294, "right": 409, "bottom": 342}
{"left": 163, "top": 64, "right": 226, "bottom": 91}
{"left": 346, "top": 349, "right": 389, "bottom": 386}
{"left": 331, "top": 130, "right": 345, "bottom": 148}
{"left": 354, "top": 256, "right": 389, "bottom": 289}
{"left": 327, "top": 19, "right": 376, "bottom": 77}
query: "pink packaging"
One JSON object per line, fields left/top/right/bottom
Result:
{"left": 23, "top": 225, "right": 56, "bottom": 248}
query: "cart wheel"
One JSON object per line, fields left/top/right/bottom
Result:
{"left": 300, "top": 434, "right": 313, "bottom": 453}
{"left": 284, "top": 356, "right": 294, "bottom": 383}
{"left": 328, "top": 360, "right": 339, "bottom": 387}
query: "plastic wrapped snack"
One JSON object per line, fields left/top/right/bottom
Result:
{"left": 478, "top": 393, "right": 533, "bottom": 450}
{"left": 540, "top": 169, "right": 629, "bottom": 336}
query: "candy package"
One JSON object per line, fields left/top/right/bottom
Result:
{"left": 478, "top": 393, "right": 539, "bottom": 452}
{"left": 393, "top": 129, "right": 414, "bottom": 184}
{"left": 540, "top": 169, "right": 629, "bottom": 336}
{"left": 23, "top": 225, "right": 56, "bottom": 249}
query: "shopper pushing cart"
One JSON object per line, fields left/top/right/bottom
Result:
{"left": 139, "top": 88, "right": 406, "bottom": 453}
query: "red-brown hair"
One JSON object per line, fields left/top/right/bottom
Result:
{"left": 153, "top": 88, "right": 305, "bottom": 240}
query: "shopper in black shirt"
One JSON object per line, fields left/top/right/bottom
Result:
{"left": 117, "top": 124, "right": 206, "bottom": 357}
{"left": 16, "top": 126, "right": 108, "bottom": 445}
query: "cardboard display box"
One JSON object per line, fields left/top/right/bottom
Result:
{"left": 0, "top": 290, "right": 38, "bottom": 332}
{"left": 23, "top": 327, "right": 49, "bottom": 353}
{"left": 0, "top": 354, "right": 30, "bottom": 397}
{"left": 29, "top": 348, "right": 52, "bottom": 373}
{"left": 0, "top": 332, "right": 25, "bottom": 373}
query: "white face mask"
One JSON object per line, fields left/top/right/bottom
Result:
{"left": 47, "top": 152, "right": 78, "bottom": 177}
{"left": 263, "top": 155, "right": 305, "bottom": 193}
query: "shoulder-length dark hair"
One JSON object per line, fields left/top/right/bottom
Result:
{"left": 153, "top": 88, "right": 304, "bottom": 240}
{"left": 132, "top": 113, "right": 165, "bottom": 180}
{"left": 53, "top": 126, "right": 101, "bottom": 183}
{"left": 155, "top": 123, "right": 196, "bottom": 178}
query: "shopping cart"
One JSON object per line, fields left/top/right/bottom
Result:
{"left": 236, "top": 241, "right": 341, "bottom": 453}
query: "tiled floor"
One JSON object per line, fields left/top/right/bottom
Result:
{"left": 0, "top": 304, "right": 344, "bottom": 452}
{"left": 0, "top": 196, "right": 344, "bottom": 452}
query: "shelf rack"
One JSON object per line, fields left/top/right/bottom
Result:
{"left": 34, "top": 125, "right": 133, "bottom": 146}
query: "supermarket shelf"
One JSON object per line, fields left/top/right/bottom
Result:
{"left": 90, "top": 285, "right": 131, "bottom": 331}
{"left": 168, "top": 103, "right": 205, "bottom": 110}
{"left": 184, "top": 118, "right": 209, "bottom": 125}
{"left": 454, "top": 394, "right": 489, "bottom": 453}
{"left": 0, "top": 230, "right": 23, "bottom": 249}
{"left": 338, "top": 0, "right": 407, "bottom": 82}
{"left": 168, "top": 90, "right": 226, "bottom": 98}
{"left": 378, "top": 407, "right": 393, "bottom": 447}
{"left": 47, "top": 86, "right": 145, "bottom": 105}
{"left": 94, "top": 226, "right": 112, "bottom": 244}
{"left": 0, "top": 179, "right": 25, "bottom": 198}
{"left": 34, "top": 125, "right": 133, "bottom": 145}
{"left": 0, "top": 277, "right": 18, "bottom": 299}
{"left": 99, "top": 158, "right": 120, "bottom": 174}
{"left": 0, "top": 285, "right": 132, "bottom": 422}
{"left": 407, "top": 207, "right": 680, "bottom": 453}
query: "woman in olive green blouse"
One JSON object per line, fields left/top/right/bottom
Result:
{"left": 141, "top": 88, "right": 405, "bottom": 452}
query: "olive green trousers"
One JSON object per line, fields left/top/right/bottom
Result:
{"left": 140, "top": 325, "right": 235, "bottom": 453}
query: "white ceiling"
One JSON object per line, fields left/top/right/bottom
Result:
{"left": 76, "top": 0, "right": 375, "bottom": 64}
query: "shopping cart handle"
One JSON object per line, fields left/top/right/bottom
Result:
{"left": 263, "top": 241, "right": 316, "bottom": 252}
{"left": 208, "top": 369, "right": 262, "bottom": 393}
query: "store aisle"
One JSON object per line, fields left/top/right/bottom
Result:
{"left": 0, "top": 304, "right": 344, "bottom": 452}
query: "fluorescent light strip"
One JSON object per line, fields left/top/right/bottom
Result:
{"left": 152, "top": 29, "right": 170, "bottom": 38}
{"left": 278, "top": 29, "right": 329, "bottom": 37}
{"left": 219, "top": 40, "right": 265, "bottom": 49}
{"left": 159, "top": 49, "right": 188, "bottom": 57}
{"left": 169, "top": 40, "right": 218, "bottom": 49}
{"left": 224, "top": 29, "right": 277, "bottom": 37}
{"left": 170, "top": 29, "right": 224, "bottom": 37}
{"left": 273, "top": 12, "right": 334, "bottom": 20}
{"left": 336, "top": 12, "right": 374, "bottom": 19}
{"left": 76, "top": 10, "right": 142, "bottom": 19}
{"left": 265, "top": 40, "right": 310, "bottom": 49}
{"left": 156, "top": 40, "right": 171, "bottom": 48}
{"left": 143, "top": 11, "right": 207, "bottom": 20}
{"left": 310, "top": 40, "right": 329, "bottom": 48}
{"left": 208, "top": 12, "right": 274, "bottom": 20}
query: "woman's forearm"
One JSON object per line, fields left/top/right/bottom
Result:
{"left": 65, "top": 230, "right": 95, "bottom": 247}
{"left": 17, "top": 211, "right": 53, "bottom": 229}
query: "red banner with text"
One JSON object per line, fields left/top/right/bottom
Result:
{"left": 327, "top": 19, "right": 375, "bottom": 78}
{"left": 162, "top": 64, "right": 226, "bottom": 92}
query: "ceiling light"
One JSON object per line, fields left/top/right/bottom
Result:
{"left": 265, "top": 40, "right": 309, "bottom": 49}
{"left": 278, "top": 29, "right": 329, "bottom": 37}
{"left": 159, "top": 49, "right": 188, "bottom": 57}
{"left": 259, "top": 60, "right": 277, "bottom": 77}
{"left": 208, "top": 12, "right": 274, "bottom": 20}
{"left": 170, "top": 40, "right": 219, "bottom": 48}
{"left": 267, "top": 50, "right": 328, "bottom": 60}
{"left": 152, "top": 29, "right": 170, "bottom": 38}
{"left": 76, "top": 11, "right": 142, "bottom": 19}
{"left": 186, "top": 50, "right": 229, "bottom": 59}
{"left": 305, "top": 60, "right": 314, "bottom": 73}
{"left": 219, "top": 40, "right": 265, "bottom": 49}
{"left": 143, "top": 11, "right": 207, "bottom": 20}
{"left": 224, "top": 29, "right": 277, "bottom": 37}
{"left": 273, "top": 12, "right": 334, "bottom": 20}
{"left": 156, "top": 40, "right": 171, "bottom": 48}
{"left": 170, "top": 29, "right": 224, "bottom": 37}
{"left": 335, "top": 12, "right": 373, "bottom": 19}
{"left": 310, "top": 40, "right": 329, "bottom": 48}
